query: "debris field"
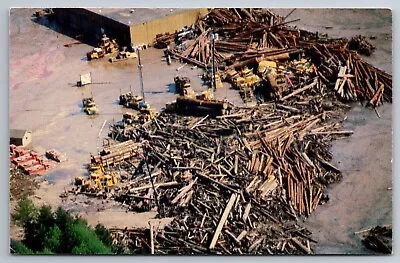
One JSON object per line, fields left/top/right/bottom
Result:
{"left": 60, "top": 8, "right": 393, "bottom": 255}
{"left": 9, "top": 8, "right": 392, "bottom": 255}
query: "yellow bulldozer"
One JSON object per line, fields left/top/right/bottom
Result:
{"left": 257, "top": 60, "right": 277, "bottom": 78}
{"left": 82, "top": 97, "right": 99, "bottom": 115}
{"left": 74, "top": 163, "right": 118, "bottom": 193}
{"left": 138, "top": 107, "right": 157, "bottom": 123}
{"left": 197, "top": 89, "right": 214, "bottom": 101}
{"left": 126, "top": 95, "right": 144, "bottom": 110}
{"left": 122, "top": 112, "right": 139, "bottom": 125}
{"left": 241, "top": 67, "right": 261, "bottom": 87}
{"left": 87, "top": 34, "right": 119, "bottom": 61}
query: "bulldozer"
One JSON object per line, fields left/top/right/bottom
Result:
{"left": 109, "top": 48, "right": 138, "bottom": 63}
{"left": 119, "top": 92, "right": 132, "bottom": 106}
{"left": 197, "top": 89, "right": 214, "bottom": 101}
{"left": 138, "top": 107, "right": 157, "bottom": 123}
{"left": 87, "top": 34, "right": 119, "bottom": 61}
{"left": 122, "top": 112, "right": 138, "bottom": 125}
{"left": 226, "top": 69, "right": 246, "bottom": 89}
{"left": 86, "top": 47, "right": 105, "bottom": 61}
{"left": 257, "top": 60, "right": 277, "bottom": 78}
{"left": 126, "top": 95, "right": 144, "bottom": 110}
{"left": 174, "top": 76, "right": 192, "bottom": 96}
{"left": 241, "top": 67, "right": 261, "bottom": 87}
{"left": 74, "top": 162, "right": 118, "bottom": 193}
{"left": 82, "top": 97, "right": 99, "bottom": 115}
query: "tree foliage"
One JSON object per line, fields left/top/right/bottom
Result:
{"left": 11, "top": 198, "right": 119, "bottom": 255}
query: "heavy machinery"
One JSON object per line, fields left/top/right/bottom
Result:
{"left": 82, "top": 97, "right": 99, "bottom": 115}
{"left": 241, "top": 67, "right": 261, "bottom": 87}
{"left": 174, "top": 76, "right": 192, "bottom": 96}
{"left": 215, "top": 74, "right": 223, "bottom": 89}
{"left": 138, "top": 107, "right": 157, "bottom": 123}
{"left": 257, "top": 60, "right": 277, "bottom": 78}
{"left": 126, "top": 95, "right": 144, "bottom": 110}
{"left": 226, "top": 69, "right": 246, "bottom": 89}
{"left": 74, "top": 162, "right": 118, "bottom": 193}
{"left": 198, "top": 89, "right": 214, "bottom": 101}
{"left": 87, "top": 34, "right": 119, "bottom": 61}
{"left": 109, "top": 49, "right": 138, "bottom": 63}
{"left": 122, "top": 112, "right": 138, "bottom": 125}
{"left": 87, "top": 47, "right": 104, "bottom": 61}
{"left": 119, "top": 92, "right": 132, "bottom": 106}
{"left": 204, "top": 72, "right": 223, "bottom": 89}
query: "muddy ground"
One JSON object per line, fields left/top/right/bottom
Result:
{"left": 9, "top": 8, "right": 392, "bottom": 254}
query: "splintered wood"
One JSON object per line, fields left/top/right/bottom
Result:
{"left": 93, "top": 8, "right": 392, "bottom": 256}
{"left": 106, "top": 102, "right": 348, "bottom": 255}
{"left": 162, "top": 8, "right": 391, "bottom": 107}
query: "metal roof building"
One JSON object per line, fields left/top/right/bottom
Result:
{"left": 53, "top": 8, "right": 208, "bottom": 46}
{"left": 10, "top": 129, "right": 32, "bottom": 147}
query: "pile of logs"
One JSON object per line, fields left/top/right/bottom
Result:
{"left": 360, "top": 225, "right": 392, "bottom": 254}
{"left": 81, "top": 8, "right": 392, "bottom": 255}
{"left": 163, "top": 8, "right": 391, "bottom": 107}
{"left": 348, "top": 35, "right": 376, "bottom": 56}
{"left": 105, "top": 99, "right": 352, "bottom": 254}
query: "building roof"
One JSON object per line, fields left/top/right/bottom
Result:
{"left": 85, "top": 8, "right": 195, "bottom": 26}
{"left": 10, "top": 129, "right": 30, "bottom": 139}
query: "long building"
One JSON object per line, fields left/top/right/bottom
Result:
{"left": 53, "top": 8, "right": 208, "bottom": 46}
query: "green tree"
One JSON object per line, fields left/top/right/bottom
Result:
{"left": 12, "top": 241, "right": 33, "bottom": 254}
{"left": 95, "top": 224, "right": 113, "bottom": 246}
{"left": 11, "top": 196, "right": 38, "bottom": 227}
{"left": 11, "top": 198, "right": 118, "bottom": 255}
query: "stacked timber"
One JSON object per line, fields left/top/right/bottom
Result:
{"left": 91, "top": 140, "right": 141, "bottom": 167}
{"left": 163, "top": 8, "right": 391, "bottom": 107}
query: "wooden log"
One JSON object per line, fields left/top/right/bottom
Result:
{"left": 292, "top": 237, "right": 312, "bottom": 254}
{"left": 149, "top": 222, "right": 155, "bottom": 254}
{"left": 209, "top": 193, "right": 238, "bottom": 249}
{"left": 308, "top": 130, "right": 353, "bottom": 136}
{"left": 242, "top": 203, "right": 251, "bottom": 222}
{"left": 128, "top": 181, "right": 179, "bottom": 193}
{"left": 281, "top": 78, "right": 318, "bottom": 101}
{"left": 236, "top": 230, "right": 247, "bottom": 242}
{"left": 171, "top": 178, "right": 198, "bottom": 204}
{"left": 197, "top": 173, "right": 240, "bottom": 193}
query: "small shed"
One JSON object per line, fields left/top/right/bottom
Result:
{"left": 10, "top": 129, "right": 32, "bottom": 147}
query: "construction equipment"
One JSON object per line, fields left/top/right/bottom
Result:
{"left": 198, "top": 89, "right": 214, "bottom": 101}
{"left": 138, "top": 108, "right": 157, "bottom": 123}
{"left": 109, "top": 48, "right": 138, "bottom": 63}
{"left": 82, "top": 97, "right": 99, "bottom": 115}
{"left": 87, "top": 47, "right": 104, "bottom": 61}
{"left": 119, "top": 91, "right": 132, "bottom": 106}
{"left": 215, "top": 74, "right": 223, "bottom": 89}
{"left": 74, "top": 161, "right": 118, "bottom": 193}
{"left": 122, "top": 112, "right": 139, "bottom": 125}
{"left": 87, "top": 34, "right": 119, "bottom": 61}
{"left": 174, "top": 76, "right": 192, "bottom": 96}
{"left": 205, "top": 72, "right": 223, "bottom": 89}
{"left": 126, "top": 95, "right": 144, "bottom": 110}
{"left": 241, "top": 67, "right": 261, "bottom": 87}
{"left": 257, "top": 60, "right": 277, "bottom": 78}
